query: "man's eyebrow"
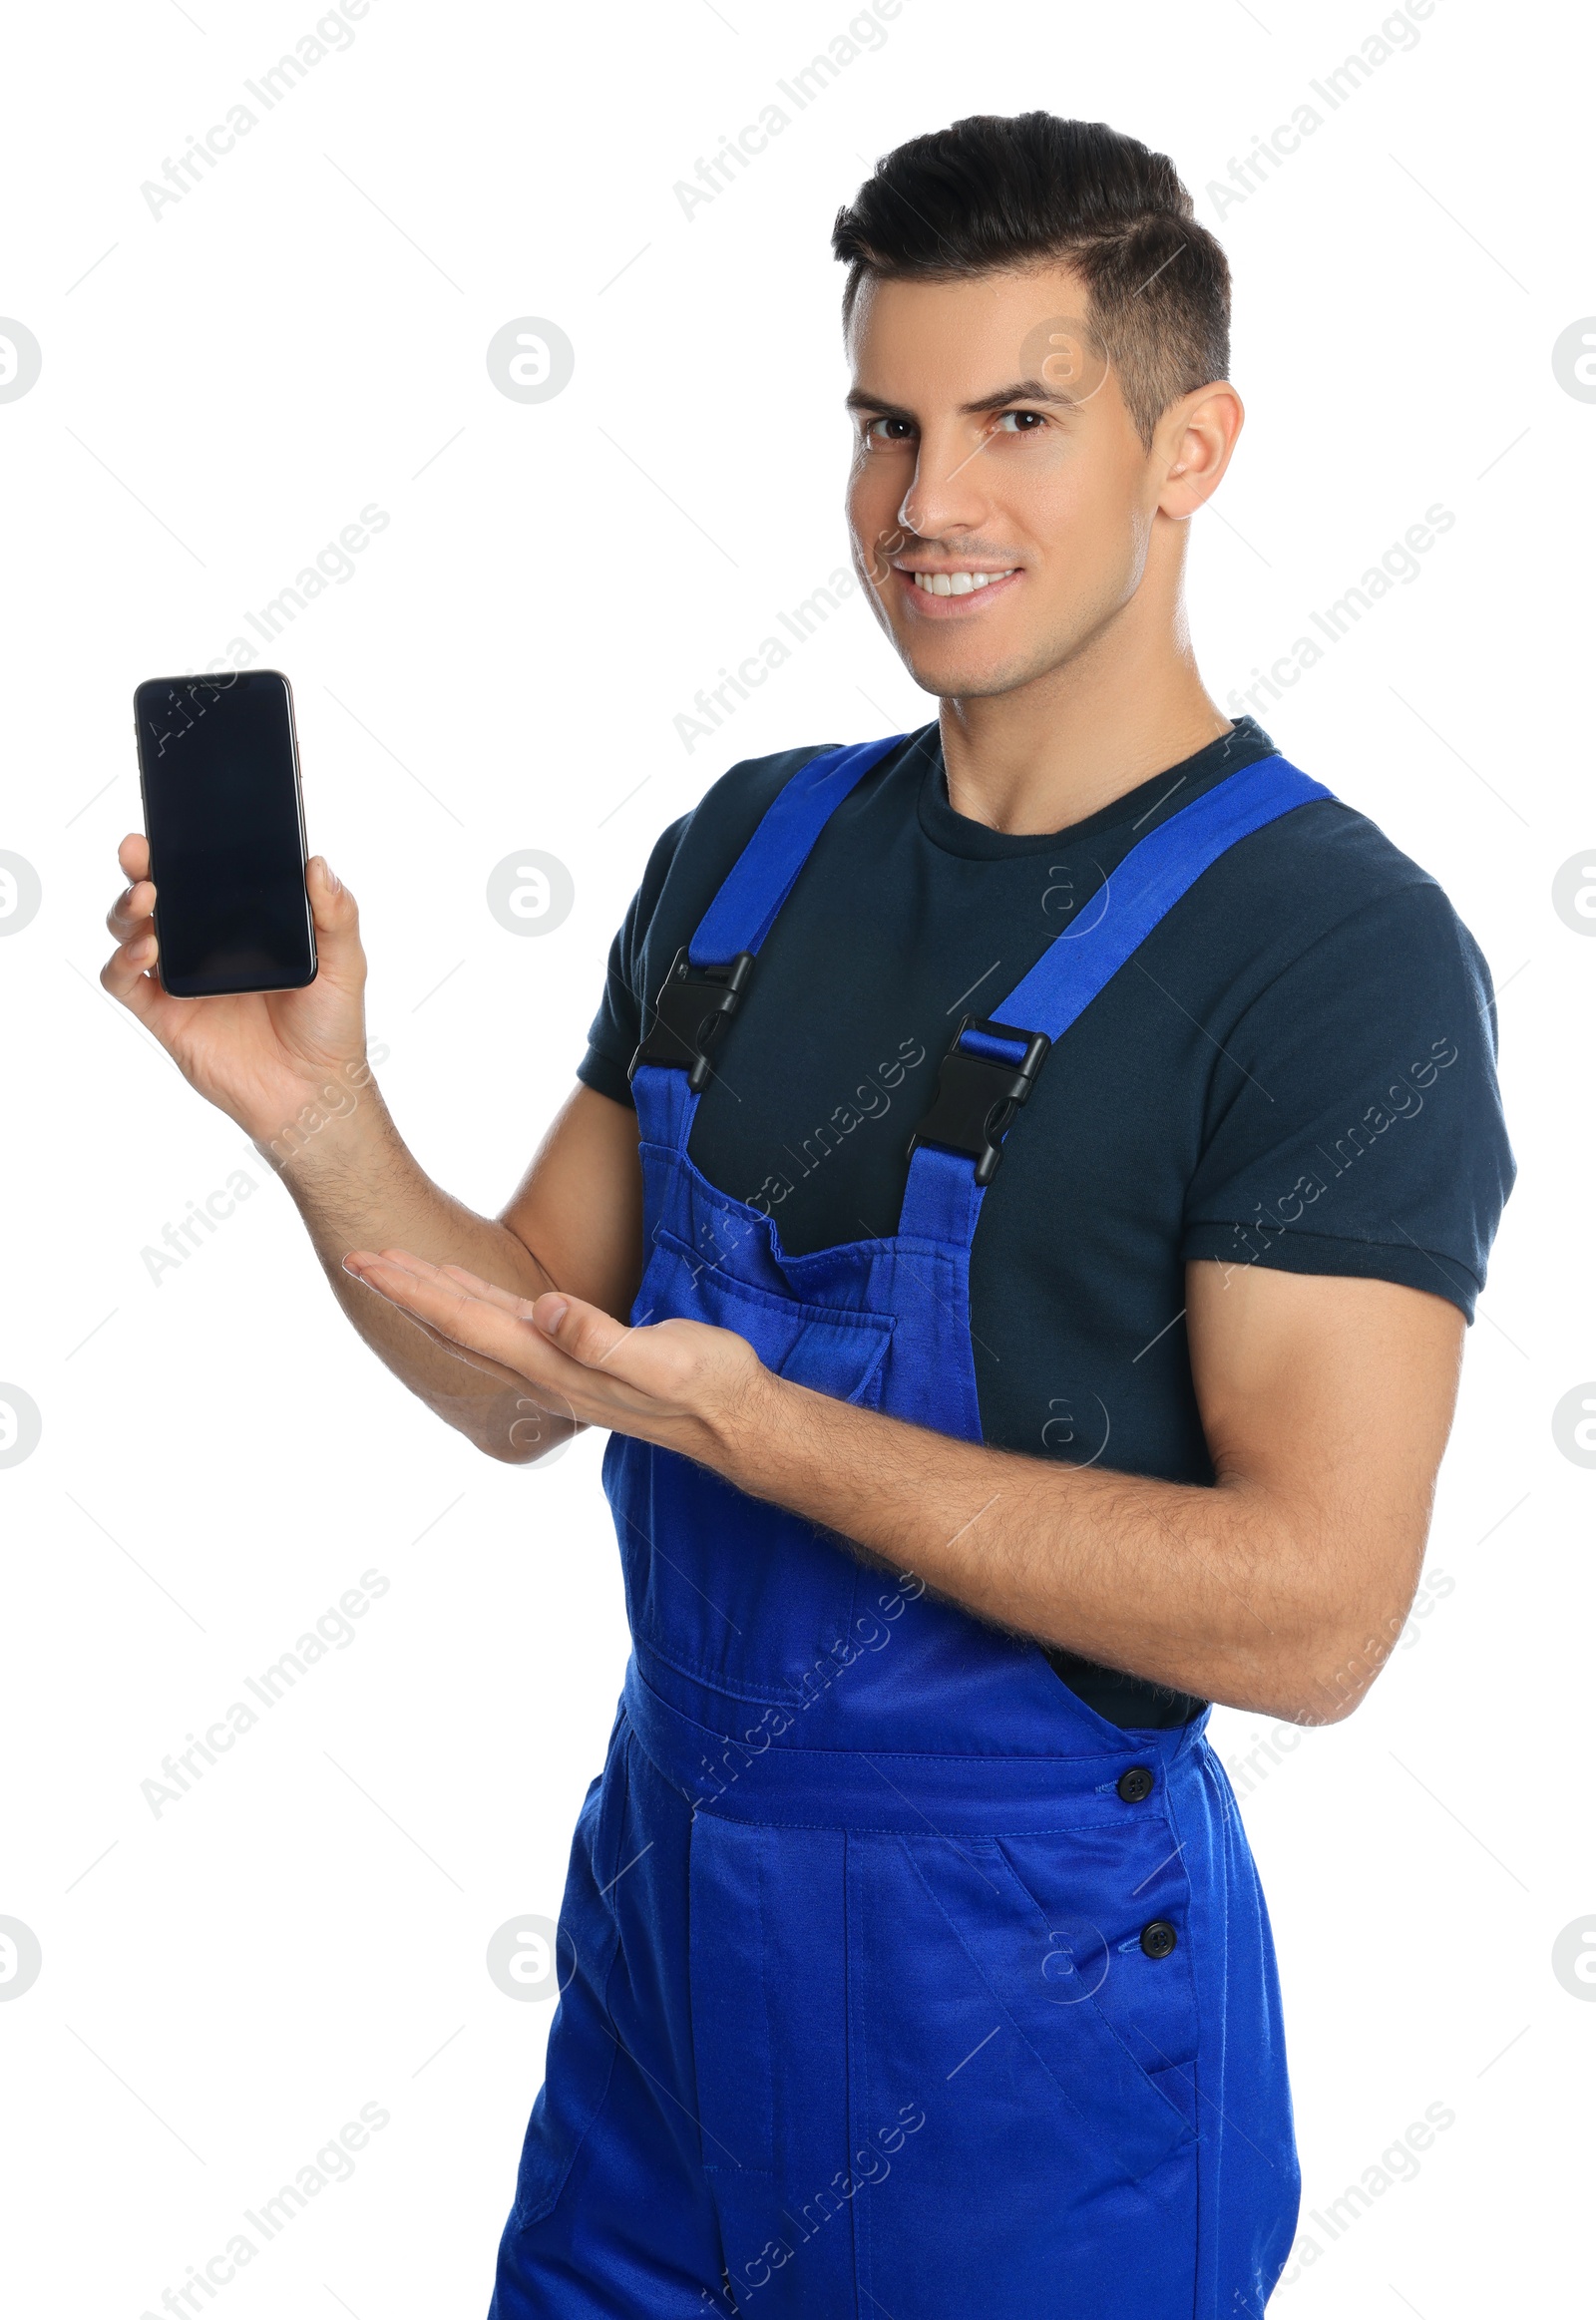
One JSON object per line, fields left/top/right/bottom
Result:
{"left": 844, "top": 377, "right": 1079, "bottom": 418}
{"left": 844, "top": 385, "right": 911, "bottom": 416}
{"left": 959, "top": 377, "right": 1079, "bottom": 415}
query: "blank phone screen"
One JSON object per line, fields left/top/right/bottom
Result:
{"left": 134, "top": 669, "right": 316, "bottom": 997}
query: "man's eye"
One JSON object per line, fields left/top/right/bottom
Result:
{"left": 865, "top": 415, "right": 914, "bottom": 442}
{"left": 993, "top": 409, "right": 1047, "bottom": 434}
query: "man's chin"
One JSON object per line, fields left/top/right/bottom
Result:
{"left": 896, "top": 638, "right": 1059, "bottom": 703}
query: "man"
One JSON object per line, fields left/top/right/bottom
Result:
{"left": 104, "top": 112, "right": 1511, "bottom": 2320}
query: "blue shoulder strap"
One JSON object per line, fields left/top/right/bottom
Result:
{"left": 632, "top": 735, "right": 907, "bottom": 1155}
{"left": 688, "top": 734, "right": 906, "bottom": 965}
{"left": 897, "top": 752, "right": 1334, "bottom": 1244}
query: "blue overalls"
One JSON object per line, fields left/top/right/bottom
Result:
{"left": 490, "top": 739, "right": 1333, "bottom": 2320}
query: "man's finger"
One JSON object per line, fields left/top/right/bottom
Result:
{"left": 530, "top": 1292, "right": 642, "bottom": 1373}
{"left": 437, "top": 1262, "right": 542, "bottom": 1319}
{"left": 360, "top": 1249, "right": 536, "bottom": 1340}
{"left": 391, "top": 1251, "right": 503, "bottom": 1297}
{"left": 346, "top": 1251, "right": 486, "bottom": 1330}
{"left": 343, "top": 1252, "right": 686, "bottom": 1424}
{"left": 107, "top": 877, "right": 155, "bottom": 941}
{"left": 100, "top": 931, "right": 166, "bottom": 1021}
{"left": 346, "top": 1253, "right": 561, "bottom": 1370}
{"left": 342, "top": 1257, "right": 585, "bottom": 1417}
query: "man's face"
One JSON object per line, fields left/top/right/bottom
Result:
{"left": 845, "top": 267, "right": 1175, "bottom": 700}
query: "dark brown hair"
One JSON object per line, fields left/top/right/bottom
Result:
{"left": 832, "top": 113, "right": 1231, "bottom": 447}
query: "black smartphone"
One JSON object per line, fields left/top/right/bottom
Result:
{"left": 133, "top": 668, "right": 317, "bottom": 997}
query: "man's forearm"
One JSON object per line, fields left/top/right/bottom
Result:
{"left": 266, "top": 1077, "right": 567, "bottom": 1462}
{"left": 334, "top": 1255, "right": 1452, "bottom": 1723}
{"left": 707, "top": 1369, "right": 1399, "bottom": 1725}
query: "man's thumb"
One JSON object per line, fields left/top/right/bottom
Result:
{"left": 307, "top": 855, "right": 358, "bottom": 936}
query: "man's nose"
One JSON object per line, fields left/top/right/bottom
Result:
{"left": 897, "top": 419, "right": 995, "bottom": 542}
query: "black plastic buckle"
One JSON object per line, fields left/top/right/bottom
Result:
{"left": 628, "top": 947, "right": 754, "bottom": 1093}
{"left": 907, "top": 1015, "right": 1050, "bottom": 1186}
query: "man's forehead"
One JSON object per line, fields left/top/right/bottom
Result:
{"left": 847, "top": 268, "right": 1112, "bottom": 411}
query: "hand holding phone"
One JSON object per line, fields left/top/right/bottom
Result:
{"left": 103, "top": 672, "right": 374, "bottom": 1150}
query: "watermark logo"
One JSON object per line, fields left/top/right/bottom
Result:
{"left": 672, "top": 568, "right": 860, "bottom": 755}
{"left": 139, "top": 0, "right": 376, "bottom": 223}
{"left": 142, "top": 1172, "right": 259, "bottom": 1287}
{"left": 0, "top": 1916, "right": 42, "bottom": 2000}
{"left": 139, "top": 1568, "right": 391, "bottom": 1818}
{"left": 1226, "top": 502, "right": 1457, "bottom": 722}
{"left": 1277, "top": 2101, "right": 1457, "bottom": 2290}
{"left": 1551, "top": 1382, "right": 1596, "bottom": 1467}
{"left": 1039, "top": 1918, "right": 1110, "bottom": 2004}
{"left": 486, "top": 318, "right": 575, "bottom": 404}
{"left": 1201, "top": 5, "right": 1432, "bottom": 222}
{"left": 1551, "top": 852, "right": 1596, "bottom": 933}
{"left": 1551, "top": 1915, "right": 1596, "bottom": 1999}
{"left": 1551, "top": 317, "right": 1596, "bottom": 404}
{"left": 0, "top": 1385, "right": 42, "bottom": 1468}
{"left": 670, "top": 0, "right": 901, "bottom": 227}
{"left": 0, "top": 320, "right": 42, "bottom": 403}
{"left": 487, "top": 850, "right": 575, "bottom": 935}
{"left": 0, "top": 852, "right": 42, "bottom": 936}
{"left": 1017, "top": 313, "right": 1110, "bottom": 407}
{"left": 1041, "top": 1387, "right": 1111, "bottom": 1467}
{"left": 482, "top": 1372, "right": 578, "bottom": 1466}
{"left": 486, "top": 1912, "right": 573, "bottom": 2000}
{"left": 205, "top": 501, "right": 390, "bottom": 673}
{"left": 137, "top": 2099, "right": 392, "bottom": 2309}
{"left": 257, "top": 1046, "right": 389, "bottom": 1177}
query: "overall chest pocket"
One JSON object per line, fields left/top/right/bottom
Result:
{"left": 608, "top": 1231, "right": 898, "bottom": 1699}
{"left": 644, "top": 1227, "right": 896, "bottom": 1407}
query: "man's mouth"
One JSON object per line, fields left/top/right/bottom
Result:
{"left": 907, "top": 567, "right": 1016, "bottom": 595}
{"left": 891, "top": 563, "right": 1022, "bottom": 611}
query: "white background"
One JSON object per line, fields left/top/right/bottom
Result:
{"left": 1, "top": 0, "right": 1590, "bottom": 2312}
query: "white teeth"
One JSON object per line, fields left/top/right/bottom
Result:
{"left": 910, "top": 569, "right": 1014, "bottom": 595}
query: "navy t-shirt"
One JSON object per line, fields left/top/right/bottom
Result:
{"left": 579, "top": 718, "right": 1515, "bottom": 1728}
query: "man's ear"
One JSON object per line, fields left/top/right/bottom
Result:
{"left": 1157, "top": 383, "right": 1245, "bottom": 522}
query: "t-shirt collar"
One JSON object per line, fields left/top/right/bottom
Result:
{"left": 910, "top": 715, "right": 1279, "bottom": 860}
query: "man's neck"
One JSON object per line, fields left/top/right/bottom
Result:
{"left": 936, "top": 624, "right": 1234, "bottom": 839}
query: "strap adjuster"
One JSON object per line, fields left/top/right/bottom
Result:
{"left": 628, "top": 947, "right": 754, "bottom": 1093}
{"left": 907, "top": 1015, "right": 1050, "bottom": 1186}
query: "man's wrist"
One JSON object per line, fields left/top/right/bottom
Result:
{"left": 253, "top": 1055, "right": 395, "bottom": 1190}
{"left": 690, "top": 1346, "right": 795, "bottom": 1483}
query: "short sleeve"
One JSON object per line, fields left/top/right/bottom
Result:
{"left": 576, "top": 813, "right": 691, "bottom": 1109}
{"left": 1181, "top": 881, "right": 1516, "bottom": 1320}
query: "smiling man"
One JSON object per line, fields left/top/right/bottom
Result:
{"left": 104, "top": 112, "right": 1512, "bottom": 2320}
